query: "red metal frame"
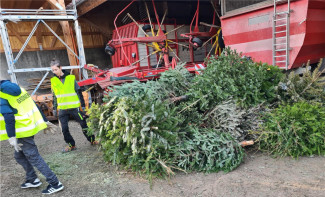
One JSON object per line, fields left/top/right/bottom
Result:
{"left": 107, "top": 0, "right": 169, "bottom": 68}
{"left": 79, "top": 0, "right": 209, "bottom": 89}
{"left": 180, "top": 0, "right": 218, "bottom": 47}
{"left": 104, "top": 0, "right": 173, "bottom": 79}
{"left": 109, "top": 23, "right": 140, "bottom": 68}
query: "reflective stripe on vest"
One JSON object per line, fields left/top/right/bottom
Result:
{"left": 0, "top": 118, "right": 45, "bottom": 135}
{"left": 56, "top": 93, "right": 77, "bottom": 98}
{"left": 51, "top": 75, "right": 80, "bottom": 110}
{"left": 0, "top": 88, "right": 47, "bottom": 141}
{"left": 58, "top": 101, "right": 80, "bottom": 106}
{"left": 0, "top": 106, "right": 39, "bottom": 121}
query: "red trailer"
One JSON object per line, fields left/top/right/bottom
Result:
{"left": 220, "top": 0, "right": 325, "bottom": 69}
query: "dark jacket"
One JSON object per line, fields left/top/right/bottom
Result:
{"left": 0, "top": 80, "right": 21, "bottom": 137}
{"left": 52, "top": 70, "right": 85, "bottom": 110}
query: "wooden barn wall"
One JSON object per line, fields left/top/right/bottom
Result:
{"left": 0, "top": 21, "right": 106, "bottom": 52}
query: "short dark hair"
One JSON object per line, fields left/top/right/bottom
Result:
{"left": 50, "top": 58, "right": 60, "bottom": 67}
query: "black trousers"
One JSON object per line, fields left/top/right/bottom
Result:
{"left": 58, "top": 108, "right": 95, "bottom": 146}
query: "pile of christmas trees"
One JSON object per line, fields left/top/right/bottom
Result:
{"left": 87, "top": 48, "right": 325, "bottom": 182}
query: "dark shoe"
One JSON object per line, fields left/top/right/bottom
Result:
{"left": 21, "top": 178, "right": 42, "bottom": 188}
{"left": 42, "top": 182, "right": 64, "bottom": 194}
{"left": 90, "top": 140, "right": 99, "bottom": 145}
{"left": 62, "top": 145, "right": 77, "bottom": 153}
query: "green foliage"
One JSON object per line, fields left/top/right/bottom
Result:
{"left": 258, "top": 101, "right": 325, "bottom": 158}
{"left": 277, "top": 60, "right": 325, "bottom": 103}
{"left": 158, "top": 62, "right": 194, "bottom": 97}
{"left": 258, "top": 60, "right": 325, "bottom": 158}
{"left": 107, "top": 63, "right": 194, "bottom": 104}
{"left": 88, "top": 48, "right": 298, "bottom": 183}
{"left": 176, "top": 127, "right": 244, "bottom": 173}
{"left": 90, "top": 96, "right": 180, "bottom": 182}
{"left": 87, "top": 102, "right": 106, "bottom": 136}
{"left": 189, "top": 48, "right": 283, "bottom": 110}
{"left": 107, "top": 80, "right": 162, "bottom": 101}
{"left": 203, "top": 100, "right": 265, "bottom": 141}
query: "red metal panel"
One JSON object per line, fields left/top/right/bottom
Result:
{"left": 221, "top": 0, "right": 325, "bottom": 69}
{"left": 111, "top": 23, "right": 139, "bottom": 67}
{"left": 294, "top": 0, "right": 325, "bottom": 68}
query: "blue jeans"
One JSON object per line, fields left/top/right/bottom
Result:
{"left": 14, "top": 136, "right": 59, "bottom": 185}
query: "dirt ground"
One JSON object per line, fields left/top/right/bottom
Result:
{"left": 1, "top": 121, "right": 325, "bottom": 197}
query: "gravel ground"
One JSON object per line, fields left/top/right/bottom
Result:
{"left": 1, "top": 121, "right": 325, "bottom": 197}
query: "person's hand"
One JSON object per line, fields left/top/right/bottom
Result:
{"left": 43, "top": 121, "right": 60, "bottom": 134}
{"left": 53, "top": 109, "right": 57, "bottom": 117}
{"left": 82, "top": 107, "right": 86, "bottom": 112}
{"left": 8, "top": 137, "right": 22, "bottom": 152}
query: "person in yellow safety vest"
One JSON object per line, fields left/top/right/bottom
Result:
{"left": 0, "top": 79, "right": 64, "bottom": 195}
{"left": 50, "top": 58, "right": 98, "bottom": 153}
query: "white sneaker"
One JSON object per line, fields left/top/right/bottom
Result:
{"left": 21, "top": 178, "right": 42, "bottom": 188}
{"left": 42, "top": 181, "right": 64, "bottom": 195}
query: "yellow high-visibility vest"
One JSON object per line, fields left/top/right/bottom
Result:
{"left": 51, "top": 75, "right": 80, "bottom": 110}
{"left": 0, "top": 88, "right": 47, "bottom": 141}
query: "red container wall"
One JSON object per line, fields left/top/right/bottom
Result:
{"left": 294, "top": 0, "right": 325, "bottom": 68}
{"left": 221, "top": 0, "right": 325, "bottom": 69}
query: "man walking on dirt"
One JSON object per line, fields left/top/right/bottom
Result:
{"left": 50, "top": 58, "right": 98, "bottom": 153}
{"left": 0, "top": 79, "right": 64, "bottom": 195}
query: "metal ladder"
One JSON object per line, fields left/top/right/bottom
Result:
{"left": 272, "top": 0, "right": 291, "bottom": 70}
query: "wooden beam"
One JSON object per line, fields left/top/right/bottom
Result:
{"left": 56, "top": 0, "right": 80, "bottom": 79}
{"left": 59, "top": 20, "right": 79, "bottom": 69}
{"left": 0, "top": 45, "right": 104, "bottom": 53}
{"left": 25, "top": 0, "right": 33, "bottom": 9}
{"left": 46, "top": 0, "right": 64, "bottom": 10}
{"left": 50, "top": 24, "right": 62, "bottom": 48}
{"left": 8, "top": 0, "right": 16, "bottom": 9}
{"left": 8, "top": 31, "right": 102, "bottom": 36}
{"left": 77, "top": 0, "right": 108, "bottom": 16}
{"left": 0, "top": 1, "right": 16, "bottom": 9}
{"left": 41, "top": 1, "right": 50, "bottom": 9}
{"left": 79, "top": 18, "right": 111, "bottom": 38}
{"left": 6, "top": 23, "right": 32, "bottom": 49}
{"left": 35, "top": 23, "right": 43, "bottom": 49}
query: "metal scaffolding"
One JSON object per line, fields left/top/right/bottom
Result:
{"left": 0, "top": 0, "right": 88, "bottom": 96}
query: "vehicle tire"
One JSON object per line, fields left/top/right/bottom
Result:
{"left": 192, "top": 37, "right": 203, "bottom": 48}
{"left": 105, "top": 45, "right": 115, "bottom": 56}
{"left": 142, "top": 24, "right": 152, "bottom": 32}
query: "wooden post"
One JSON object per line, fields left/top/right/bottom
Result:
{"left": 35, "top": 24, "right": 43, "bottom": 50}
{"left": 47, "top": 0, "right": 80, "bottom": 80}
{"left": 77, "top": 0, "right": 108, "bottom": 16}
